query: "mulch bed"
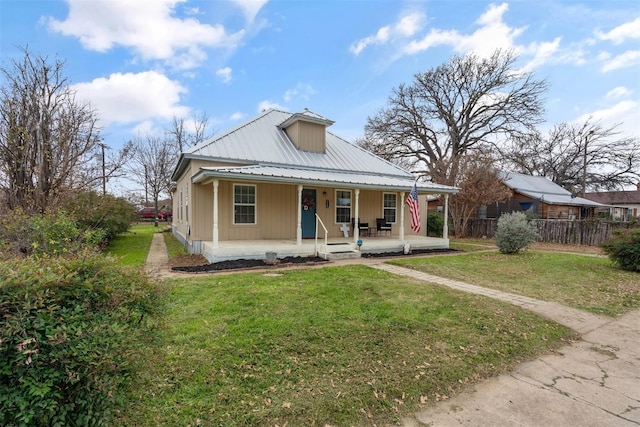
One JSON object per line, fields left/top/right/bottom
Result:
{"left": 171, "top": 248, "right": 459, "bottom": 273}
{"left": 171, "top": 256, "right": 329, "bottom": 273}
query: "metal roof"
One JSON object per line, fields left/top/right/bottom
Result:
{"left": 173, "top": 108, "right": 458, "bottom": 194}
{"left": 500, "top": 171, "right": 604, "bottom": 207}
{"left": 191, "top": 165, "right": 458, "bottom": 193}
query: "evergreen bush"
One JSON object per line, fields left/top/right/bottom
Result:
{"left": 426, "top": 212, "right": 445, "bottom": 237}
{"left": 494, "top": 211, "right": 539, "bottom": 254}
{"left": 0, "top": 253, "right": 160, "bottom": 426}
{"left": 601, "top": 228, "right": 640, "bottom": 272}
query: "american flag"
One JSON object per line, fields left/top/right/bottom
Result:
{"left": 406, "top": 182, "right": 421, "bottom": 233}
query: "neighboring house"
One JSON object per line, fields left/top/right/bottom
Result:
{"left": 170, "top": 108, "right": 458, "bottom": 262}
{"left": 481, "top": 171, "right": 604, "bottom": 219}
{"left": 585, "top": 184, "right": 640, "bottom": 220}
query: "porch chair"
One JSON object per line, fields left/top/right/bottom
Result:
{"left": 376, "top": 218, "right": 392, "bottom": 236}
{"left": 351, "top": 218, "right": 370, "bottom": 237}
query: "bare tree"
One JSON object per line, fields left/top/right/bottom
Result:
{"left": 448, "top": 150, "right": 512, "bottom": 237}
{"left": 127, "top": 135, "right": 178, "bottom": 225}
{"left": 0, "top": 47, "right": 102, "bottom": 213}
{"left": 167, "top": 111, "right": 212, "bottom": 152}
{"left": 499, "top": 118, "right": 640, "bottom": 193}
{"left": 364, "top": 49, "right": 548, "bottom": 185}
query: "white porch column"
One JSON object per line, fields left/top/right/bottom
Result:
{"left": 297, "top": 185, "right": 303, "bottom": 245}
{"left": 443, "top": 193, "right": 449, "bottom": 240}
{"left": 212, "top": 179, "right": 219, "bottom": 248}
{"left": 399, "top": 191, "right": 405, "bottom": 241}
{"left": 353, "top": 188, "right": 360, "bottom": 244}
{"left": 425, "top": 196, "right": 429, "bottom": 235}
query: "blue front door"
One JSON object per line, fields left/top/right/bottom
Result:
{"left": 301, "top": 189, "right": 317, "bottom": 238}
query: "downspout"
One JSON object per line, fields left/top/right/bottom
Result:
{"left": 297, "top": 185, "right": 303, "bottom": 245}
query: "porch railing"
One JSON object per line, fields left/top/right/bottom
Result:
{"left": 315, "top": 214, "right": 329, "bottom": 259}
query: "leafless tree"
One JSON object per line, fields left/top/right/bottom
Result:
{"left": 448, "top": 150, "right": 512, "bottom": 237}
{"left": 499, "top": 118, "right": 640, "bottom": 193}
{"left": 0, "top": 47, "right": 102, "bottom": 213}
{"left": 167, "top": 111, "right": 212, "bottom": 152}
{"left": 126, "top": 134, "right": 178, "bottom": 225}
{"left": 364, "top": 49, "right": 548, "bottom": 186}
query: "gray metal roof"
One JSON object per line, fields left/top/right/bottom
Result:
{"left": 173, "top": 108, "right": 458, "bottom": 194}
{"left": 192, "top": 165, "right": 457, "bottom": 193}
{"left": 500, "top": 171, "right": 603, "bottom": 207}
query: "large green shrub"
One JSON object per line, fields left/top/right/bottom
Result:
{"left": 601, "top": 228, "right": 640, "bottom": 272}
{"left": 426, "top": 212, "right": 445, "bottom": 237}
{"left": 66, "top": 192, "right": 136, "bottom": 243}
{"left": 494, "top": 211, "right": 539, "bottom": 254}
{"left": 0, "top": 253, "right": 160, "bottom": 426}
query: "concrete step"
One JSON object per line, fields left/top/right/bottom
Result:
{"left": 326, "top": 250, "right": 361, "bottom": 260}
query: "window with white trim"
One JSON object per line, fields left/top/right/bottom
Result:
{"left": 234, "top": 184, "right": 256, "bottom": 224}
{"left": 383, "top": 193, "right": 397, "bottom": 223}
{"left": 335, "top": 190, "right": 351, "bottom": 223}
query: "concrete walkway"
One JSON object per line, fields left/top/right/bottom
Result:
{"left": 145, "top": 232, "right": 640, "bottom": 426}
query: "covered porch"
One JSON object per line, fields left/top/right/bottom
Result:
{"left": 201, "top": 234, "right": 451, "bottom": 263}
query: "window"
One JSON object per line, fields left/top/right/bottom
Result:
{"left": 234, "top": 184, "right": 256, "bottom": 224}
{"left": 383, "top": 193, "right": 397, "bottom": 223}
{"left": 335, "top": 190, "right": 351, "bottom": 223}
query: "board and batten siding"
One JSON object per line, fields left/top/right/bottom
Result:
{"left": 284, "top": 121, "right": 326, "bottom": 153}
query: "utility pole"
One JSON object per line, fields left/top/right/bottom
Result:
{"left": 581, "top": 130, "right": 595, "bottom": 197}
{"left": 98, "top": 143, "right": 107, "bottom": 196}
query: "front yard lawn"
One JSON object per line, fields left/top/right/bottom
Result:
{"left": 120, "top": 265, "right": 573, "bottom": 426}
{"left": 390, "top": 251, "right": 639, "bottom": 317}
{"left": 105, "top": 224, "right": 157, "bottom": 266}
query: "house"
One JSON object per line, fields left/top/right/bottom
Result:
{"left": 585, "top": 184, "right": 640, "bottom": 220}
{"left": 481, "top": 171, "right": 604, "bottom": 219}
{"left": 170, "top": 108, "right": 458, "bottom": 262}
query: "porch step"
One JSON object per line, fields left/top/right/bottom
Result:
{"left": 318, "top": 242, "right": 361, "bottom": 260}
{"left": 326, "top": 250, "right": 361, "bottom": 260}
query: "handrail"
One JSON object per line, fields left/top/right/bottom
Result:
{"left": 315, "top": 214, "right": 329, "bottom": 259}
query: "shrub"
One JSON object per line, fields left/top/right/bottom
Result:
{"left": 0, "top": 253, "right": 160, "bottom": 426}
{"left": 601, "top": 228, "right": 640, "bottom": 272}
{"left": 494, "top": 211, "right": 539, "bottom": 254}
{"left": 426, "top": 212, "right": 445, "bottom": 237}
{"left": 66, "top": 192, "right": 136, "bottom": 243}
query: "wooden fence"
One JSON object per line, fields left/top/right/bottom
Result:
{"left": 462, "top": 219, "right": 638, "bottom": 246}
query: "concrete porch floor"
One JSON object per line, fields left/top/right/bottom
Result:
{"left": 201, "top": 235, "right": 449, "bottom": 263}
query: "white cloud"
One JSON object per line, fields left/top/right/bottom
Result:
{"left": 350, "top": 11, "right": 425, "bottom": 55}
{"left": 519, "top": 37, "right": 562, "bottom": 71}
{"left": 596, "top": 17, "right": 640, "bottom": 44}
{"left": 230, "top": 112, "right": 246, "bottom": 121}
{"left": 47, "top": 0, "right": 244, "bottom": 69}
{"left": 606, "top": 86, "right": 631, "bottom": 99}
{"left": 283, "top": 83, "right": 316, "bottom": 102}
{"left": 404, "top": 3, "right": 525, "bottom": 58}
{"left": 257, "top": 100, "right": 284, "bottom": 112}
{"left": 72, "top": 71, "right": 189, "bottom": 125}
{"left": 216, "top": 67, "right": 233, "bottom": 83}
{"left": 231, "top": 0, "right": 269, "bottom": 23}
{"left": 575, "top": 100, "right": 639, "bottom": 137}
{"left": 600, "top": 50, "right": 640, "bottom": 72}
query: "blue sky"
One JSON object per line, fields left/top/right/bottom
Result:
{"left": 2, "top": 0, "right": 639, "bottom": 158}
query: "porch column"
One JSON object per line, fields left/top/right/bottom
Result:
{"left": 297, "top": 185, "right": 303, "bottom": 245}
{"left": 425, "top": 196, "right": 429, "bottom": 235}
{"left": 399, "top": 192, "right": 405, "bottom": 241}
{"left": 212, "top": 179, "right": 219, "bottom": 248}
{"left": 353, "top": 188, "right": 360, "bottom": 244}
{"left": 443, "top": 193, "right": 449, "bottom": 240}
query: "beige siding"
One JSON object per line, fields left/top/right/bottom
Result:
{"left": 284, "top": 121, "right": 326, "bottom": 153}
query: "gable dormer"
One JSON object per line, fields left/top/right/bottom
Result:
{"left": 278, "top": 109, "right": 335, "bottom": 153}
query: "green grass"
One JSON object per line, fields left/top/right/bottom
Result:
{"left": 162, "top": 229, "right": 189, "bottom": 258}
{"left": 119, "top": 265, "right": 573, "bottom": 426}
{"left": 390, "top": 251, "right": 640, "bottom": 317}
{"left": 104, "top": 224, "right": 157, "bottom": 266}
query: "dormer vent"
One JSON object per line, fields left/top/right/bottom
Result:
{"left": 278, "top": 109, "right": 334, "bottom": 153}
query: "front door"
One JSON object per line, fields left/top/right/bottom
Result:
{"left": 301, "top": 189, "right": 317, "bottom": 238}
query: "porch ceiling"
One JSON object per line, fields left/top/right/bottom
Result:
{"left": 191, "top": 164, "right": 458, "bottom": 194}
